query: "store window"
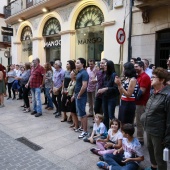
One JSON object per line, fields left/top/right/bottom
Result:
{"left": 156, "top": 29, "right": 170, "bottom": 69}
{"left": 21, "top": 26, "right": 32, "bottom": 63}
{"left": 43, "top": 17, "right": 61, "bottom": 62}
{"left": 75, "top": 5, "right": 104, "bottom": 61}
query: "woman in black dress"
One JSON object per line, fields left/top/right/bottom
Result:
{"left": 61, "top": 60, "right": 75, "bottom": 122}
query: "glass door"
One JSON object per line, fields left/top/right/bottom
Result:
{"left": 45, "top": 36, "right": 61, "bottom": 62}
{"left": 75, "top": 25, "right": 104, "bottom": 61}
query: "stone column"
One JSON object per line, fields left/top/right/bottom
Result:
{"left": 31, "top": 37, "right": 45, "bottom": 65}
{"left": 60, "top": 30, "right": 76, "bottom": 68}
{"left": 12, "top": 41, "right": 22, "bottom": 64}
{"left": 101, "top": 21, "right": 118, "bottom": 62}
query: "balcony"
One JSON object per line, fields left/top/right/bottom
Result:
{"left": 135, "top": 0, "right": 170, "bottom": 9}
{"left": 5, "top": 0, "right": 81, "bottom": 25}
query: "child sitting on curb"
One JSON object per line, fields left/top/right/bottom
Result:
{"left": 90, "top": 119, "right": 123, "bottom": 157}
{"left": 83, "top": 114, "right": 107, "bottom": 144}
{"left": 97, "top": 123, "right": 144, "bottom": 170}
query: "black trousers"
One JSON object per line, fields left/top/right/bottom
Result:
{"left": 52, "top": 92, "right": 61, "bottom": 113}
{"left": 7, "top": 81, "right": 15, "bottom": 98}
{"left": 18, "top": 86, "right": 23, "bottom": 99}
{"left": 94, "top": 97, "right": 103, "bottom": 114}
{"left": 22, "top": 85, "right": 30, "bottom": 108}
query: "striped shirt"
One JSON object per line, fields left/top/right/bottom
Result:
{"left": 121, "top": 78, "right": 138, "bottom": 101}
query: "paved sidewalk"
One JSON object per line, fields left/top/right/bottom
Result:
{"left": 0, "top": 130, "right": 61, "bottom": 170}
{"left": 0, "top": 97, "right": 169, "bottom": 170}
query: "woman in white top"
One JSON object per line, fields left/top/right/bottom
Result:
{"left": 6, "top": 64, "right": 16, "bottom": 100}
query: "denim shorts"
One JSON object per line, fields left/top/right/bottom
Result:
{"left": 76, "top": 96, "right": 87, "bottom": 117}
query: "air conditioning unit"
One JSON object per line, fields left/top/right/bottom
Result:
{"left": 113, "top": 0, "right": 123, "bottom": 8}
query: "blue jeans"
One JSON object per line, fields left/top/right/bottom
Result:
{"left": 102, "top": 97, "right": 116, "bottom": 130}
{"left": 76, "top": 96, "right": 87, "bottom": 117}
{"left": 45, "top": 88, "right": 53, "bottom": 108}
{"left": 31, "top": 88, "right": 42, "bottom": 113}
{"left": 104, "top": 153, "right": 139, "bottom": 170}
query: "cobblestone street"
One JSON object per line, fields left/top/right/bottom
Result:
{"left": 0, "top": 97, "right": 169, "bottom": 170}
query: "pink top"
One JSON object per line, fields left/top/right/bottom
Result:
{"left": 87, "top": 67, "right": 98, "bottom": 92}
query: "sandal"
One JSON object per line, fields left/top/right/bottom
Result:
{"left": 23, "top": 108, "right": 31, "bottom": 113}
{"left": 69, "top": 124, "right": 75, "bottom": 128}
{"left": 61, "top": 118, "right": 67, "bottom": 122}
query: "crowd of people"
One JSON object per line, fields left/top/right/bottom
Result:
{"left": 0, "top": 56, "right": 170, "bottom": 170}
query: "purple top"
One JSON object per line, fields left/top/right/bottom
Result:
{"left": 53, "top": 68, "right": 65, "bottom": 88}
{"left": 87, "top": 67, "right": 98, "bottom": 92}
{"left": 96, "top": 70, "right": 105, "bottom": 98}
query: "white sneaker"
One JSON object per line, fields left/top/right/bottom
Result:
{"left": 78, "top": 132, "right": 88, "bottom": 139}
{"left": 75, "top": 127, "right": 83, "bottom": 132}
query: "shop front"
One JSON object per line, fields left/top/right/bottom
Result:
{"left": 43, "top": 17, "right": 61, "bottom": 62}
{"left": 21, "top": 26, "right": 32, "bottom": 63}
{"left": 75, "top": 5, "right": 104, "bottom": 61}
{"left": 156, "top": 29, "right": 170, "bottom": 69}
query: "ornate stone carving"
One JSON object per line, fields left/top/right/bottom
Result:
{"left": 102, "top": 0, "right": 113, "bottom": 10}
{"left": 57, "top": 4, "right": 75, "bottom": 22}
{"left": 101, "top": 20, "right": 116, "bottom": 27}
{"left": 142, "top": 9, "right": 149, "bottom": 23}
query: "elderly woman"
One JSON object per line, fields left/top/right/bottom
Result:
{"left": 15, "top": 63, "right": 31, "bottom": 112}
{"left": 141, "top": 67, "right": 170, "bottom": 170}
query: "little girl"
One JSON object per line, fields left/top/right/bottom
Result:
{"left": 83, "top": 114, "right": 107, "bottom": 144}
{"left": 91, "top": 119, "right": 123, "bottom": 156}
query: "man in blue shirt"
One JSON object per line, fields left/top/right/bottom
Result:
{"left": 74, "top": 58, "right": 89, "bottom": 139}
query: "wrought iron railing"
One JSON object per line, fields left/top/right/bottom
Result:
{"left": 4, "top": 0, "right": 46, "bottom": 19}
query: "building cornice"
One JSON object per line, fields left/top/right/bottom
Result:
{"left": 59, "top": 30, "right": 76, "bottom": 35}
{"left": 31, "top": 37, "right": 43, "bottom": 41}
{"left": 101, "top": 21, "right": 116, "bottom": 27}
{"left": 0, "top": 13, "right": 5, "bottom": 18}
{"left": 13, "top": 41, "right": 21, "bottom": 44}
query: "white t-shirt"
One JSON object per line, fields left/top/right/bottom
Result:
{"left": 93, "top": 122, "right": 107, "bottom": 136}
{"left": 122, "top": 137, "right": 143, "bottom": 159}
{"left": 15, "top": 69, "right": 21, "bottom": 77}
{"left": 145, "top": 68, "right": 152, "bottom": 78}
{"left": 108, "top": 129, "right": 123, "bottom": 143}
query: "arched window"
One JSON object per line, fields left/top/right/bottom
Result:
{"left": 75, "top": 5, "right": 104, "bottom": 29}
{"left": 21, "top": 26, "right": 32, "bottom": 41}
{"left": 43, "top": 17, "right": 61, "bottom": 36}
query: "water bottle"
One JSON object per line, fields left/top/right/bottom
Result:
{"left": 163, "top": 148, "right": 169, "bottom": 161}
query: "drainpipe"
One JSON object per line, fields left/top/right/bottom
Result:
{"left": 128, "top": 0, "right": 133, "bottom": 62}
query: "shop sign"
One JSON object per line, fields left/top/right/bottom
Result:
{"left": 78, "top": 37, "right": 102, "bottom": 45}
{"left": 45, "top": 40, "right": 61, "bottom": 48}
{"left": 1, "top": 27, "right": 13, "bottom": 36}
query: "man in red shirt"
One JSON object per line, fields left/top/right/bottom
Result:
{"left": 26, "top": 58, "right": 45, "bottom": 117}
{"left": 134, "top": 61, "right": 151, "bottom": 145}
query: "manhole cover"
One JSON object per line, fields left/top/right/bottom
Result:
{"left": 16, "top": 137, "right": 43, "bottom": 151}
